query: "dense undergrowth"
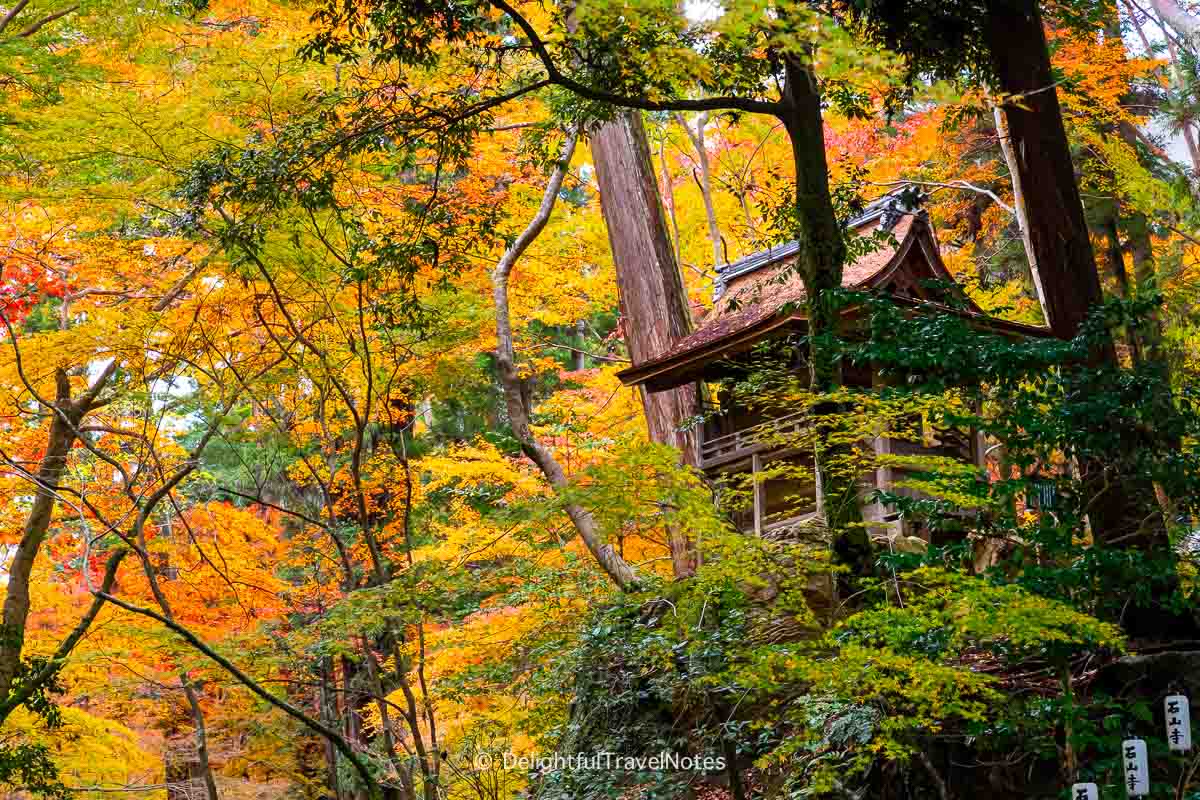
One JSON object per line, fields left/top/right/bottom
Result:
{"left": 476, "top": 296, "right": 1200, "bottom": 799}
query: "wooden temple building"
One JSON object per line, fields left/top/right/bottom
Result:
{"left": 617, "top": 191, "right": 1049, "bottom": 542}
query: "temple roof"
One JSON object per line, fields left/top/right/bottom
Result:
{"left": 618, "top": 193, "right": 1051, "bottom": 392}
{"left": 709, "top": 190, "right": 921, "bottom": 298}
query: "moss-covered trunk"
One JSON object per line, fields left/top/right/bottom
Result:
{"left": 982, "top": 0, "right": 1191, "bottom": 640}
{"left": 778, "top": 52, "right": 870, "bottom": 578}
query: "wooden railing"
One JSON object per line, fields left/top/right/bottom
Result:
{"left": 699, "top": 410, "right": 810, "bottom": 469}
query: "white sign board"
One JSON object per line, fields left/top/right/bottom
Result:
{"left": 1166, "top": 695, "right": 1192, "bottom": 752}
{"left": 1071, "top": 782, "right": 1098, "bottom": 800}
{"left": 1122, "top": 738, "right": 1149, "bottom": 796}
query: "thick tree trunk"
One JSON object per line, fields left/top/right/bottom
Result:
{"left": 590, "top": 110, "right": 700, "bottom": 578}
{"left": 981, "top": 0, "right": 1113, "bottom": 350}
{"left": 0, "top": 363, "right": 114, "bottom": 700}
{"left": 778, "top": 57, "right": 846, "bottom": 390}
{"left": 981, "top": 0, "right": 1191, "bottom": 641}
{"left": 0, "top": 373, "right": 79, "bottom": 698}
{"left": 778, "top": 53, "right": 869, "bottom": 576}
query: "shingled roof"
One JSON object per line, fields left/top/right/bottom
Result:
{"left": 710, "top": 190, "right": 920, "bottom": 300}
{"left": 618, "top": 192, "right": 1050, "bottom": 392}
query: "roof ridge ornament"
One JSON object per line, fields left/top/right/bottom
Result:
{"left": 880, "top": 186, "right": 926, "bottom": 231}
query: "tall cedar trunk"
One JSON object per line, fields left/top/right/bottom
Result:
{"left": 590, "top": 110, "right": 700, "bottom": 578}
{"left": 983, "top": 0, "right": 1185, "bottom": 639}
{"left": 981, "top": 0, "right": 1112, "bottom": 349}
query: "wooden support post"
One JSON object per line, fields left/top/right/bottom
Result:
{"left": 812, "top": 446, "right": 826, "bottom": 524}
{"left": 871, "top": 366, "right": 896, "bottom": 535}
{"left": 969, "top": 397, "right": 987, "bottom": 470}
{"left": 873, "top": 434, "right": 893, "bottom": 525}
{"left": 972, "top": 428, "right": 988, "bottom": 470}
{"left": 752, "top": 453, "right": 763, "bottom": 536}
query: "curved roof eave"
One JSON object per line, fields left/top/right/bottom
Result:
{"left": 617, "top": 215, "right": 1053, "bottom": 392}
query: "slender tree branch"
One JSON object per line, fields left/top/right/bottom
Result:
{"left": 0, "top": 0, "right": 29, "bottom": 33}
{"left": 487, "top": 0, "right": 784, "bottom": 116}
{"left": 215, "top": 486, "right": 332, "bottom": 529}
{"left": 17, "top": 4, "right": 77, "bottom": 37}
{"left": 491, "top": 126, "right": 641, "bottom": 591}
{"left": 93, "top": 591, "right": 380, "bottom": 797}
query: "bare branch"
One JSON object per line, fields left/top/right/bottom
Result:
{"left": 871, "top": 179, "right": 1015, "bottom": 214}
